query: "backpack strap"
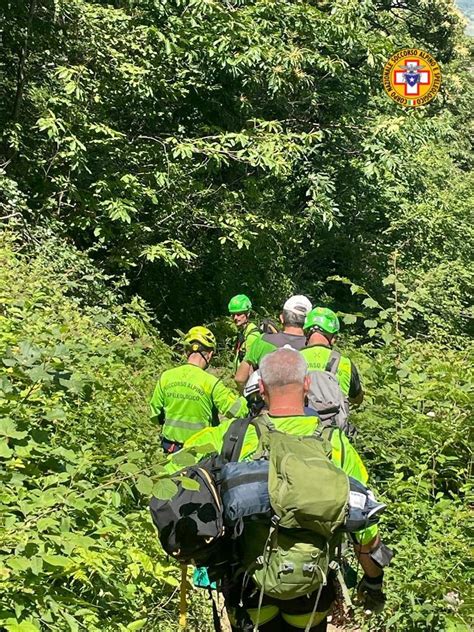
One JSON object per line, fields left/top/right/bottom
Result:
{"left": 322, "top": 426, "right": 345, "bottom": 467}
{"left": 314, "top": 424, "right": 343, "bottom": 462}
{"left": 326, "top": 349, "right": 341, "bottom": 374}
{"left": 255, "top": 413, "right": 276, "bottom": 432}
{"left": 208, "top": 586, "right": 222, "bottom": 632}
{"left": 221, "top": 413, "right": 269, "bottom": 463}
{"left": 221, "top": 417, "right": 254, "bottom": 463}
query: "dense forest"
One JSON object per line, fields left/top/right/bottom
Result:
{"left": 0, "top": 0, "right": 472, "bottom": 630}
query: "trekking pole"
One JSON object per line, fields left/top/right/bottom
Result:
{"left": 330, "top": 560, "right": 353, "bottom": 609}
{"left": 179, "top": 564, "right": 188, "bottom": 630}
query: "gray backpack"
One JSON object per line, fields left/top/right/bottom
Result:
{"left": 307, "top": 351, "right": 356, "bottom": 441}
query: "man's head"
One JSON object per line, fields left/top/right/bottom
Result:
{"left": 304, "top": 307, "right": 340, "bottom": 346}
{"left": 228, "top": 294, "right": 252, "bottom": 328}
{"left": 280, "top": 295, "right": 313, "bottom": 329}
{"left": 183, "top": 326, "right": 216, "bottom": 366}
{"left": 259, "top": 348, "right": 310, "bottom": 413}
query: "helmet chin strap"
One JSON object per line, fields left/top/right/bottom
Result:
{"left": 307, "top": 328, "right": 334, "bottom": 346}
{"left": 198, "top": 351, "right": 209, "bottom": 369}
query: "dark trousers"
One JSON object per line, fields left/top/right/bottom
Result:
{"left": 161, "top": 437, "right": 183, "bottom": 453}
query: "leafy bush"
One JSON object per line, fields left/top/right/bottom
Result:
{"left": 0, "top": 234, "right": 213, "bottom": 631}
{"left": 352, "top": 341, "right": 472, "bottom": 630}
{"left": 332, "top": 273, "right": 473, "bottom": 630}
{"left": 1, "top": 232, "right": 472, "bottom": 631}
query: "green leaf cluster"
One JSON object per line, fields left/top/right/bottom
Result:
{"left": 0, "top": 237, "right": 209, "bottom": 630}
{"left": 1, "top": 0, "right": 471, "bottom": 333}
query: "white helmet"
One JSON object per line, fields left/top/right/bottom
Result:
{"left": 283, "top": 295, "right": 312, "bottom": 317}
{"left": 243, "top": 370, "right": 261, "bottom": 400}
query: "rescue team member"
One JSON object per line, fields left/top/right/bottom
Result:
{"left": 228, "top": 294, "right": 261, "bottom": 372}
{"left": 302, "top": 307, "right": 364, "bottom": 405}
{"left": 176, "top": 349, "right": 387, "bottom": 630}
{"left": 234, "top": 294, "right": 312, "bottom": 389}
{"left": 150, "top": 326, "right": 248, "bottom": 453}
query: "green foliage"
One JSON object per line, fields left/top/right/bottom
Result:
{"left": 351, "top": 339, "right": 472, "bottom": 630}
{"left": 330, "top": 273, "right": 473, "bottom": 630}
{"left": 1, "top": 0, "right": 472, "bottom": 332}
{"left": 0, "top": 231, "right": 472, "bottom": 631}
{"left": 0, "top": 0, "right": 472, "bottom": 629}
{"left": 0, "top": 236, "right": 212, "bottom": 631}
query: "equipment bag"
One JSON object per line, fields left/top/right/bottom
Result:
{"left": 221, "top": 415, "right": 349, "bottom": 602}
{"left": 240, "top": 520, "right": 330, "bottom": 601}
{"left": 346, "top": 477, "right": 387, "bottom": 532}
{"left": 221, "top": 417, "right": 384, "bottom": 535}
{"left": 265, "top": 428, "right": 349, "bottom": 537}
{"left": 220, "top": 459, "right": 271, "bottom": 525}
{"left": 149, "top": 457, "right": 225, "bottom": 567}
{"left": 307, "top": 350, "right": 355, "bottom": 439}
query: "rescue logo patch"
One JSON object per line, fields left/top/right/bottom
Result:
{"left": 383, "top": 48, "right": 442, "bottom": 107}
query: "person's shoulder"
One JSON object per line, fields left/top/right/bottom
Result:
{"left": 201, "top": 367, "right": 219, "bottom": 382}
{"left": 338, "top": 350, "right": 357, "bottom": 368}
{"left": 299, "top": 414, "right": 320, "bottom": 429}
{"left": 204, "top": 370, "right": 229, "bottom": 393}
{"left": 246, "top": 322, "right": 260, "bottom": 335}
{"left": 245, "top": 332, "right": 265, "bottom": 355}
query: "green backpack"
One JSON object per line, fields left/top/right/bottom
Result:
{"left": 223, "top": 414, "right": 349, "bottom": 604}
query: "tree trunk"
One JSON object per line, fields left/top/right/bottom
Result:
{"left": 12, "top": 0, "right": 38, "bottom": 121}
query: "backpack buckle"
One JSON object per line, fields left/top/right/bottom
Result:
{"left": 303, "top": 563, "right": 317, "bottom": 573}
{"left": 279, "top": 562, "right": 295, "bottom": 574}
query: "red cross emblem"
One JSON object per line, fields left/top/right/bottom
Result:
{"left": 394, "top": 59, "right": 431, "bottom": 97}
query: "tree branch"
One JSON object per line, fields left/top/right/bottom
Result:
{"left": 12, "top": 0, "right": 38, "bottom": 121}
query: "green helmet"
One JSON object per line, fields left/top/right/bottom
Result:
{"left": 228, "top": 294, "right": 252, "bottom": 314}
{"left": 304, "top": 307, "right": 340, "bottom": 335}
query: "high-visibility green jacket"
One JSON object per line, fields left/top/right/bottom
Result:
{"left": 233, "top": 322, "right": 260, "bottom": 371}
{"left": 150, "top": 364, "right": 248, "bottom": 444}
{"left": 172, "top": 413, "right": 377, "bottom": 545}
{"left": 244, "top": 332, "right": 306, "bottom": 368}
{"left": 300, "top": 344, "right": 362, "bottom": 399}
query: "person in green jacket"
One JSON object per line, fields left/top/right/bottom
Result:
{"left": 234, "top": 294, "right": 312, "bottom": 389}
{"left": 301, "top": 307, "right": 364, "bottom": 405}
{"left": 150, "top": 326, "right": 248, "bottom": 453}
{"left": 175, "top": 349, "right": 387, "bottom": 630}
{"left": 228, "top": 294, "right": 261, "bottom": 372}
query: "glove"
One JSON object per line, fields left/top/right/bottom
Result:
{"left": 357, "top": 573, "right": 386, "bottom": 614}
